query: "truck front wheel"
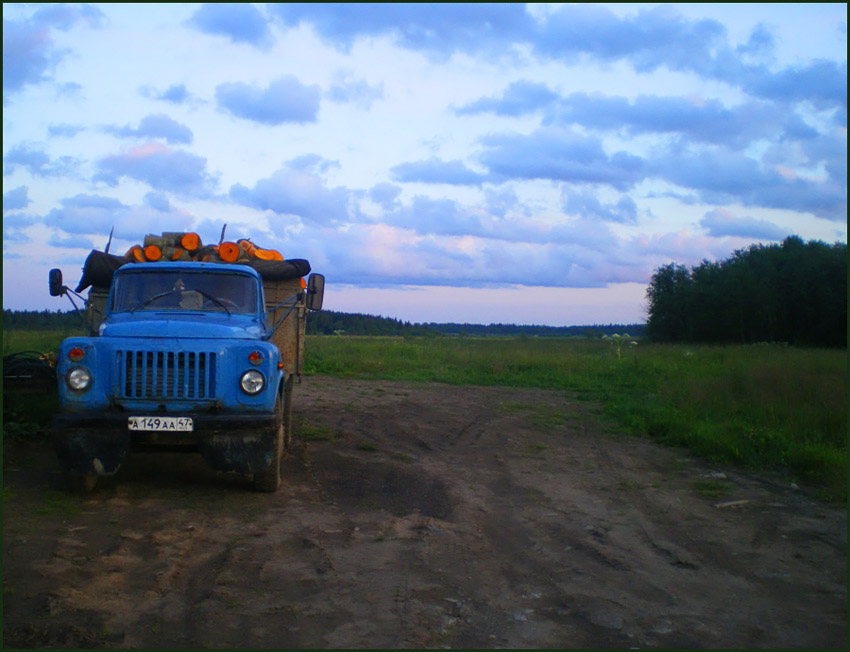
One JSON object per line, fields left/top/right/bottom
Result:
{"left": 253, "top": 396, "right": 283, "bottom": 492}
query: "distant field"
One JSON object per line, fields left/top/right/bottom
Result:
{"left": 305, "top": 335, "right": 847, "bottom": 502}
{"left": 3, "top": 330, "right": 846, "bottom": 501}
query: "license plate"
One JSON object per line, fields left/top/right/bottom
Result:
{"left": 128, "top": 416, "right": 193, "bottom": 432}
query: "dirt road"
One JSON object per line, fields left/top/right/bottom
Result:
{"left": 3, "top": 376, "right": 846, "bottom": 648}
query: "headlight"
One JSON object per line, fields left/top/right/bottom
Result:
{"left": 240, "top": 370, "right": 265, "bottom": 395}
{"left": 66, "top": 366, "right": 92, "bottom": 391}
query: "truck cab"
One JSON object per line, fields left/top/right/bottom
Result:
{"left": 50, "top": 258, "right": 323, "bottom": 492}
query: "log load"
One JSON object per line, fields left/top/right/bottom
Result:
{"left": 75, "top": 231, "right": 305, "bottom": 292}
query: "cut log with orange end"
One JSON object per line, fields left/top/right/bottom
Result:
{"left": 125, "top": 245, "right": 144, "bottom": 262}
{"left": 254, "top": 248, "right": 283, "bottom": 261}
{"left": 171, "top": 248, "right": 191, "bottom": 261}
{"left": 144, "top": 245, "right": 162, "bottom": 261}
{"left": 300, "top": 277, "right": 307, "bottom": 290}
{"left": 238, "top": 239, "right": 257, "bottom": 257}
{"left": 218, "top": 241, "right": 241, "bottom": 263}
{"left": 181, "top": 232, "right": 201, "bottom": 252}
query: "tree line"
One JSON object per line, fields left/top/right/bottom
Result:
{"left": 3, "top": 307, "right": 644, "bottom": 339}
{"left": 3, "top": 309, "right": 85, "bottom": 331}
{"left": 307, "top": 311, "right": 645, "bottom": 338}
{"left": 646, "top": 236, "right": 847, "bottom": 347}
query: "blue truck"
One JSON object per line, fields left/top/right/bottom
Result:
{"left": 48, "top": 249, "right": 324, "bottom": 493}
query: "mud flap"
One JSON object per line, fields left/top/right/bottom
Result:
{"left": 198, "top": 432, "right": 277, "bottom": 476}
{"left": 53, "top": 426, "right": 130, "bottom": 476}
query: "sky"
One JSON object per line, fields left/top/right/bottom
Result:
{"left": 3, "top": 3, "right": 847, "bottom": 326}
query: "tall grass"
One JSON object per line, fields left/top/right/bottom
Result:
{"left": 305, "top": 336, "right": 847, "bottom": 502}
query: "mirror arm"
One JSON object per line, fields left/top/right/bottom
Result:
{"left": 62, "top": 288, "right": 97, "bottom": 336}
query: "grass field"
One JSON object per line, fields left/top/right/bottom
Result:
{"left": 304, "top": 335, "right": 847, "bottom": 502}
{"left": 3, "top": 330, "right": 846, "bottom": 501}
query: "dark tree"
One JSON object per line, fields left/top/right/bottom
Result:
{"left": 646, "top": 237, "right": 847, "bottom": 347}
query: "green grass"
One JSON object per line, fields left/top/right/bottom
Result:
{"left": 304, "top": 335, "right": 846, "bottom": 502}
{"left": 2, "top": 328, "right": 83, "bottom": 356}
{"left": 4, "top": 330, "right": 845, "bottom": 502}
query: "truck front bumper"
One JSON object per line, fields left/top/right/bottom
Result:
{"left": 53, "top": 412, "right": 279, "bottom": 477}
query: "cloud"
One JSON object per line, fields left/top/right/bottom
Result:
{"left": 456, "top": 80, "right": 559, "bottom": 116}
{"left": 43, "top": 193, "right": 195, "bottom": 243}
{"left": 483, "top": 187, "right": 521, "bottom": 218}
{"left": 287, "top": 153, "right": 340, "bottom": 174}
{"left": 385, "top": 196, "right": 484, "bottom": 237}
{"left": 653, "top": 146, "right": 846, "bottom": 221}
{"left": 3, "top": 5, "right": 104, "bottom": 98}
{"left": 215, "top": 75, "right": 321, "bottom": 125}
{"left": 3, "top": 143, "right": 79, "bottom": 178}
{"left": 140, "top": 83, "right": 192, "bottom": 105}
{"left": 534, "top": 5, "right": 847, "bottom": 114}
{"left": 534, "top": 4, "right": 727, "bottom": 72}
{"left": 699, "top": 208, "right": 788, "bottom": 240}
{"left": 270, "top": 3, "right": 846, "bottom": 116}
{"left": 44, "top": 194, "right": 126, "bottom": 235}
{"left": 479, "top": 127, "right": 645, "bottom": 190}
{"left": 327, "top": 73, "right": 383, "bottom": 109}
{"left": 310, "top": 221, "right": 637, "bottom": 289}
{"left": 743, "top": 60, "right": 847, "bottom": 112}
{"left": 546, "top": 93, "right": 817, "bottom": 149}
{"left": 143, "top": 192, "right": 171, "bottom": 213}
{"left": 48, "top": 232, "right": 97, "bottom": 250}
{"left": 3, "top": 212, "right": 40, "bottom": 244}
{"left": 229, "top": 159, "right": 352, "bottom": 224}
{"left": 369, "top": 183, "right": 402, "bottom": 210}
{"left": 269, "top": 3, "right": 534, "bottom": 58}
{"left": 104, "top": 114, "right": 193, "bottom": 144}
{"left": 391, "top": 158, "right": 487, "bottom": 186}
{"left": 735, "top": 23, "right": 775, "bottom": 61}
{"left": 47, "top": 123, "right": 85, "bottom": 138}
{"left": 381, "top": 192, "right": 621, "bottom": 251}
{"left": 460, "top": 83, "right": 821, "bottom": 150}
{"left": 187, "top": 3, "right": 273, "bottom": 49}
{"left": 563, "top": 190, "right": 638, "bottom": 224}
{"left": 3, "top": 186, "right": 31, "bottom": 212}
{"left": 93, "top": 143, "right": 216, "bottom": 197}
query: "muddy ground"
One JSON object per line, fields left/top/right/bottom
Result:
{"left": 2, "top": 375, "right": 846, "bottom": 649}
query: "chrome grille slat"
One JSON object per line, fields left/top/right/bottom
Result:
{"left": 118, "top": 349, "right": 216, "bottom": 399}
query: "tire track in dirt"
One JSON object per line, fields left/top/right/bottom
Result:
{"left": 3, "top": 376, "right": 846, "bottom": 649}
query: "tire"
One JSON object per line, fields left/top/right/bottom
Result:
{"left": 65, "top": 472, "right": 97, "bottom": 493}
{"left": 253, "top": 395, "right": 283, "bottom": 492}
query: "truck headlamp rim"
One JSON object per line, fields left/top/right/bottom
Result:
{"left": 66, "top": 366, "right": 92, "bottom": 391}
{"left": 240, "top": 369, "right": 265, "bottom": 395}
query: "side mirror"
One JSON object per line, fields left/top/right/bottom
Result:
{"left": 49, "top": 268, "right": 66, "bottom": 297}
{"left": 306, "top": 273, "right": 324, "bottom": 311}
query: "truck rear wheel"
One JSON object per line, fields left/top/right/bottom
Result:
{"left": 253, "top": 395, "right": 283, "bottom": 492}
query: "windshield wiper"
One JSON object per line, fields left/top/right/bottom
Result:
{"left": 191, "top": 288, "right": 231, "bottom": 316}
{"left": 131, "top": 289, "right": 177, "bottom": 313}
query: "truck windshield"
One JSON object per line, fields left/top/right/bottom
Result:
{"left": 111, "top": 271, "right": 258, "bottom": 315}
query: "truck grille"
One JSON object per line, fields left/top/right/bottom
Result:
{"left": 118, "top": 350, "right": 217, "bottom": 399}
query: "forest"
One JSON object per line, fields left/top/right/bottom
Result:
{"left": 2, "top": 306, "right": 643, "bottom": 339}
{"left": 645, "top": 236, "right": 847, "bottom": 347}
